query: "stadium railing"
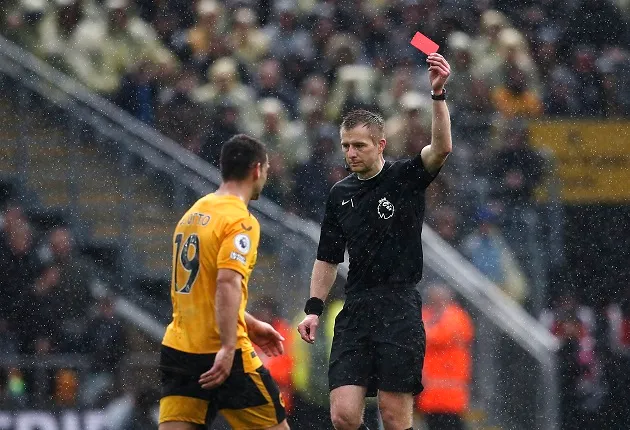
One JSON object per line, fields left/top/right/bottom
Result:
{"left": 0, "top": 35, "right": 559, "bottom": 429}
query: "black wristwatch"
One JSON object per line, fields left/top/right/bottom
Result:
{"left": 431, "top": 89, "right": 446, "bottom": 101}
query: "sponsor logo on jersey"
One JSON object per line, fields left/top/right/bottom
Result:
{"left": 230, "top": 251, "right": 247, "bottom": 264}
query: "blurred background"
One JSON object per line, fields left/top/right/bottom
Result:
{"left": 0, "top": 0, "right": 628, "bottom": 429}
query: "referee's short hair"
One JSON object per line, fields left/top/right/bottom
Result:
{"left": 340, "top": 109, "right": 385, "bottom": 144}
{"left": 220, "top": 134, "right": 267, "bottom": 181}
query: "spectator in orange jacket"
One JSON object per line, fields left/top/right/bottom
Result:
{"left": 417, "top": 284, "right": 474, "bottom": 430}
{"left": 250, "top": 296, "right": 294, "bottom": 415}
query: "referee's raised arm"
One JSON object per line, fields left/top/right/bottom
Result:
{"left": 420, "top": 53, "right": 453, "bottom": 175}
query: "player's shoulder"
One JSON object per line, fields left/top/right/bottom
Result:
{"left": 235, "top": 212, "right": 260, "bottom": 233}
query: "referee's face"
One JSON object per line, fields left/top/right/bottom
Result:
{"left": 341, "top": 125, "right": 383, "bottom": 176}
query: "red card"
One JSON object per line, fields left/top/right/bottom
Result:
{"left": 410, "top": 32, "right": 439, "bottom": 55}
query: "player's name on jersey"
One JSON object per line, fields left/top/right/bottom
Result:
{"left": 179, "top": 212, "right": 211, "bottom": 226}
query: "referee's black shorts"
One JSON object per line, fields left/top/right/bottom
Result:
{"left": 328, "top": 285, "right": 426, "bottom": 397}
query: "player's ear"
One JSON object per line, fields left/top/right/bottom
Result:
{"left": 252, "top": 162, "right": 261, "bottom": 180}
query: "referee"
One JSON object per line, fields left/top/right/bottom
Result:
{"left": 297, "top": 53, "right": 452, "bottom": 430}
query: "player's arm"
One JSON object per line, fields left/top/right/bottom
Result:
{"left": 199, "top": 268, "right": 241, "bottom": 389}
{"left": 216, "top": 269, "right": 242, "bottom": 350}
{"left": 421, "top": 53, "right": 452, "bottom": 175}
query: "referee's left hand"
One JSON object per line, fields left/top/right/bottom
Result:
{"left": 297, "top": 314, "right": 319, "bottom": 344}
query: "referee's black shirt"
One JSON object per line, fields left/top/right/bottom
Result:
{"left": 316, "top": 155, "right": 439, "bottom": 296}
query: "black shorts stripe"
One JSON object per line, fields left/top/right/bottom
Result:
{"left": 257, "top": 367, "right": 286, "bottom": 424}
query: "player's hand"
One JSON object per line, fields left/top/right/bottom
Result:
{"left": 297, "top": 314, "right": 319, "bottom": 344}
{"left": 199, "top": 346, "right": 235, "bottom": 389}
{"left": 249, "top": 320, "right": 285, "bottom": 357}
{"left": 427, "top": 53, "right": 451, "bottom": 93}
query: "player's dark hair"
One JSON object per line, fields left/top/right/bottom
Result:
{"left": 220, "top": 134, "right": 267, "bottom": 181}
{"left": 340, "top": 109, "right": 385, "bottom": 144}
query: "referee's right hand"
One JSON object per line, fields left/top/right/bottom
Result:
{"left": 297, "top": 314, "right": 319, "bottom": 344}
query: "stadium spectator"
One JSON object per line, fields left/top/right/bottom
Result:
{"left": 254, "top": 58, "right": 298, "bottom": 119}
{"left": 200, "top": 101, "right": 242, "bottom": 167}
{"left": 416, "top": 284, "right": 474, "bottom": 430}
{"left": 293, "top": 126, "right": 343, "bottom": 222}
{"left": 461, "top": 207, "right": 528, "bottom": 303}
{"left": 429, "top": 205, "right": 462, "bottom": 247}
{"left": 193, "top": 57, "right": 259, "bottom": 135}
{"left": 38, "top": 0, "right": 83, "bottom": 72}
{"left": 0, "top": 368, "right": 27, "bottom": 409}
{"left": 37, "top": 226, "right": 95, "bottom": 353}
{"left": 542, "top": 293, "right": 607, "bottom": 428}
{"left": 606, "top": 288, "right": 630, "bottom": 428}
{"left": 544, "top": 68, "right": 581, "bottom": 117}
{"left": 65, "top": 0, "right": 175, "bottom": 96}
{"left": 378, "top": 66, "right": 415, "bottom": 118}
{"left": 297, "top": 73, "right": 330, "bottom": 132}
{"left": 488, "top": 123, "right": 545, "bottom": 263}
{"left": 385, "top": 92, "right": 432, "bottom": 159}
{"left": 491, "top": 65, "right": 543, "bottom": 119}
{"left": 115, "top": 60, "right": 159, "bottom": 125}
{"left": 560, "top": 0, "right": 628, "bottom": 59}
{"left": 81, "top": 296, "right": 126, "bottom": 407}
{"left": 598, "top": 49, "right": 629, "bottom": 118}
{"left": 259, "top": 97, "right": 308, "bottom": 169}
{"left": 471, "top": 10, "right": 510, "bottom": 79}
{"left": 489, "top": 124, "right": 545, "bottom": 207}
{"left": 263, "top": 1, "right": 315, "bottom": 63}
{"left": 444, "top": 33, "right": 475, "bottom": 108}
{"left": 156, "top": 67, "right": 204, "bottom": 153}
{"left": 229, "top": 7, "right": 270, "bottom": 71}
{"left": 4, "top": 0, "right": 47, "bottom": 57}
{"left": 0, "top": 215, "right": 39, "bottom": 352}
{"left": 572, "top": 47, "right": 606, "bottom": 117}
{"left": 181, "top": 0, "right": 226, "bottom": 76}
{"left": 256, "top": 98, "right": 304, "bottom": 206}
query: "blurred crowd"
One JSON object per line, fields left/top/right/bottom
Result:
{"left": 3, "top": 0, "right": 629, "bottom": 308}
{"left": 1, "top": 0, "right": 630, "bottom": 428}
{"left": 541, "top": 290, "right": 630, "bottom": 429}
{"left": 0, "top": 203, "right": 126, "bottom": 409}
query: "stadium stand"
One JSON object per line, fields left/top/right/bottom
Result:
{"left": 1, "top": 0, "right": 629, "bottom": 428}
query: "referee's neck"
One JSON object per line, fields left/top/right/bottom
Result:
{"left": 357, "top": 158, "right": 385, "bottom": 180}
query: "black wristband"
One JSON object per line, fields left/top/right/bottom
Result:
{"left": 304, "top": 297, "right": 324, "bottom": 316}
{"left": 431, "top": 88, "right": 446, "bottom": 101}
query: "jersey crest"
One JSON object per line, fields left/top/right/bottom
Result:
{"left": 377, "top": 197, "right": 395, "bottom": 219}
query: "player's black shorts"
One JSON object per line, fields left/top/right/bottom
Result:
{"left": 328, "top": 285, "right": 426, "bottom": 397}
{"left": 159, "top": 345, "right": 286, "bottom": 428}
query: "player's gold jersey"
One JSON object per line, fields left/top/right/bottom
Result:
{"left": 162, "top": 193, "right": 260, "bottom": 354}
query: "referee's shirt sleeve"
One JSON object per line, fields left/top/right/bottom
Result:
{"left": 403, "top": 153, "right": 441, "bottom": 190}
{"left": 316, "top": 191, "right": 346, "bottom": 264}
